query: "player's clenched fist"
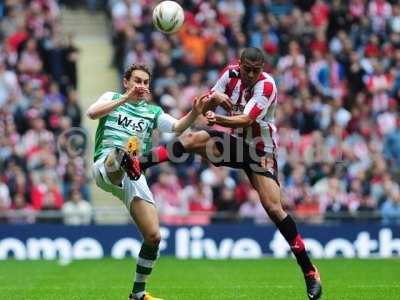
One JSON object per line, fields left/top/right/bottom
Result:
{"left": 210, "top": 91, "right": 232, "bottom": 111}
{"left": 201, "top": 91, "right": 232, "bottom": 115}
{"left": 205, "top": 110, "right": 216, "bottom": 125}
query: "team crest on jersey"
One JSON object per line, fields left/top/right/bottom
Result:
{"left": 229, "top": 68, "right": 240, "bottom": 78}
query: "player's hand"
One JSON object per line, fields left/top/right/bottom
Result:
{"left": 125, "top": 85, "right": 137, "bottom": 100}
{"left": 205, "top": 110, "right": 216, "bottom": 126}
{"left": 135, "top": 86, "right": 151, "bottom": 100}
{"left": 125, "top": 86, "right": 151, "bottom": 100}
{"left": 210, "top": 91, "right": 232, "bottom": 112}
{"left": 192, "top": 93, "right": 209, "bottom": 115}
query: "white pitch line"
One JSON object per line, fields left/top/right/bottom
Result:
{"left": 347, "top": 285, "right": 400, "bottom": 288}
{"left": 0, "top": 286, "right": 127, "bottom": 290}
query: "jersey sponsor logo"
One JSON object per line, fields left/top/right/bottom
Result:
{"left": 117, "top": 114, "right": 149, "bottom": 133}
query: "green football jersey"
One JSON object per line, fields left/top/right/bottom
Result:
{"left": 93, "top": 92, "right": 163, "bottom": 162}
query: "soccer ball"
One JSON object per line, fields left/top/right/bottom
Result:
{"left": 152, "top": 1, "right": 184, "bottom": 34}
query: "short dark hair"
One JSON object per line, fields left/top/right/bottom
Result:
{"left": 123, "top": 64, "right": 152, "bottom": 81}
{"left": 240, "top": 47, "right": 265, "bottom": 63}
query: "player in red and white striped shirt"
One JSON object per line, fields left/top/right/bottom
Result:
{"left": 129, "top": 48, "right": 322, "bottom": 299}
{"left": 207, "top": 61, "right": 278, "bottom": 155}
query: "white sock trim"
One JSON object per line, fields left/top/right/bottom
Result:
{"left": 137, "top": 257, "right": 156, "bottom": 268}
{"left": 135, "top": 273, "right": 148, "bottom": 283}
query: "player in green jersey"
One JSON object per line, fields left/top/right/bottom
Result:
{"left": 87, "top": 63, "right": 206, "bottom": 300}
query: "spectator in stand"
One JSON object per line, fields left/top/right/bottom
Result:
{"left": 325, "top": 197, "right": 349, "bottom": 221}
{"left": 0, "top": 179, "right": 11, "bottom": 222}
{"left": 2, "top": 0, "right": 400, "bottom": 224}
{"left": 239, "top": 189, "right": 268, "bottom": 224}
{"left": 213, "top": 180, "right": 239, "bottom": 223}
{"left": 181, "top": 180, "right": 214, "bottom": 224}
{"left": 18, "top": 38, "right": 44, "bottom": 80}
{"left": 65, "top": 88, "right": 82, "bottom": 127}
{"left": 63, "top": 33, "right": 79, "bottom": 88}
{"left": 383, "top": 119, "right": 400, "bottom": 170}
{"left": 356, "top": 195, "right": 377, "bottom": 218}
{"left": 381, "top": 184, "right": 400, "bottom": 225}
{"left": 31, "top": 174, "right": 63, "bottom": 211}
{"left": 62, "top": 189, "right": 92, "bottom": 225}
{"left": 0, "top": 0, "right": 88, "bottom": 224}
{"left": 6, "top": 166, "right": 30, "bottom": 204}
{"left": 151, "top": 168, "right": 185, "bottom": 224}
{"left": 295, "top": 187, "right": 321, "bottom": 223}
{"left": 346, "top": 179, "right": 365, "bottom": 213}
{"left": 0, "top": 60, "right": 20, "bottom": 106}
{"left": 368, "top": 0, "right": 392, "bottom": 34}
{"left": 182, "top": 180, "right": 214, "bottom": 214}
{"left": 9, "top": 193, "right": 35, "bottom": 224}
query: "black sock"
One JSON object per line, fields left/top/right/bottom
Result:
{"left": 139, "top": 148, "right": 164, "bottom": 171}
{"left": 132, "top": 243, "right": 159, "bottom": 296}
{"left": 276, "top": 215, "right": 314, "bottom": 274}
{"left": 140, "top": 141, "right": 187, "bottom": 171}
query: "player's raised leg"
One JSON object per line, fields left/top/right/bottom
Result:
{"left": 128, "top": 198, "right": 163, "bottom": 300}
{"left": 247, "top": 172, "right": 322, "bottom": 300}
{"left": 128, "top": 130, "right": 218, "bottom": 179}
{"left": 100, "top": 134, "right": 143, "bottom": 184}
{"left": 103, "top": 148, "right": 126, "bottom": 184}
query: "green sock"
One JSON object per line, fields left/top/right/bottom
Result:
{"left": 132, "top": 243, "right": 159, "bottom": 296}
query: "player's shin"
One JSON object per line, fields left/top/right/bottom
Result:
{"left": 276, "top": 214, "right": 315, "bottom": 274}
{"left": 132, "top": 242, "right": 159, "bottom": 299}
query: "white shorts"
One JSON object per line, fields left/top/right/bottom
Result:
{"left": 92, "top": 155, "right": 155, "bottom": 211}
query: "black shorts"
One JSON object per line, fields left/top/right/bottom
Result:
{"left": 207, "top": 130, "right": 279, "bottom": 185}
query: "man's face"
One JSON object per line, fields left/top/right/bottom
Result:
{"left": 123, "top": 69, "right": 150, "bottom": 99}
{"left": 239, "top": 58, "right": 264, "bottom": 87}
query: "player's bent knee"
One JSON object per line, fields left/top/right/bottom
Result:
{"left": 193, "top": 130, "right": 211, "bottom": 146}
{"left": 144, "top": 231, "right": 161, "bottom": 246}
{"left": 181, "top": 130, "right": 209, "bottom": 149}
{"left": 180, "top": 132, "right": 195, "bottom": 148}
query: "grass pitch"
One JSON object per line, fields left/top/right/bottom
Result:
{"left": 1, "top": 258, "right": 399, "bottom": 299}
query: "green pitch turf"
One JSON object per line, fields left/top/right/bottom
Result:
{"left": 1, "top": 258, "right": 399, "bottom": 299}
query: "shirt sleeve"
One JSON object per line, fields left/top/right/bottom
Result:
{"left": 243, "top": 80, "right": 277, "bottom": 121}
{"left": 157, "top": 113, "right": 178, "bottom": 133}
{"left": 211, "top": 68, "right": 230, "bottom": 93}
{"left": 96, "top": 91, "right": 116, "bottom": 102}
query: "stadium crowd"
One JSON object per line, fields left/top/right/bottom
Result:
{"left": 107, "top": 0, "right": 400, "bottom": 225}
{"left": 0, "top": 0, "right": 91, "bottom": 224}
{"left": 0, "top": 0, "right": 400, "bottom": 225}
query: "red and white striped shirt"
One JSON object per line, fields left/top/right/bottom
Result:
{"left": 212, "top": 64, "right": 278, "bottom": 154}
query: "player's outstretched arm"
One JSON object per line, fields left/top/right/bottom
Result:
{"left": 86, "top": 94, "right": 128, "bottom": 120}
{"left": 86, "top": 86, "right": 148, "bottom": 119}
{"left": 206, "top": 92, "right": 269, "bottom": 129}
{"left": 172, "top": 94, "right": 208, "bottom": 134}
